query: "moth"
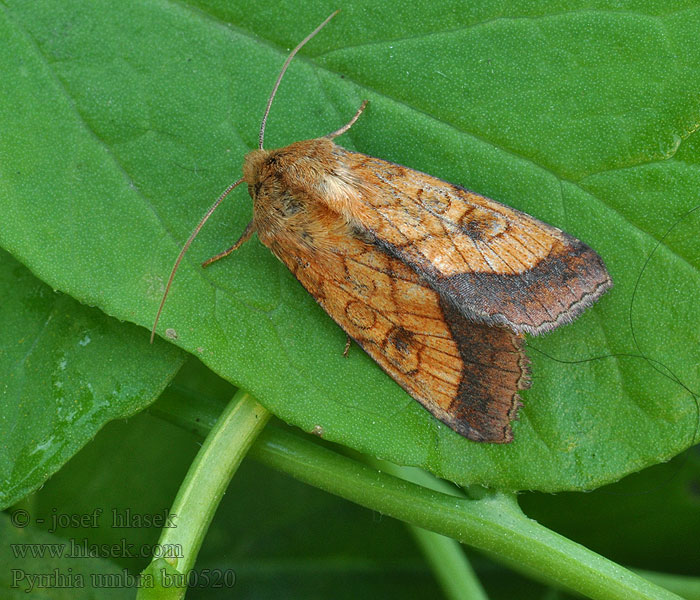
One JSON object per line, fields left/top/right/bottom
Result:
{"left": 152, "top": 12, "right": 613, "bottom": 443}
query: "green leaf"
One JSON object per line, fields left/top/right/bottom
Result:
{"left": 0, "top": 512, "right": 134, "bottom": 598}
{"left": 1, "top": 1, "right": 698, "bottom": 492}
{"left": 520, "top": 449, "right": 700, "bottom": 574}
{"left": 0, "top": 249, "right": 184, "bottom": 509}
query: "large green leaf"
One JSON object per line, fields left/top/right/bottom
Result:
{"left": 1, "top": 0, "right": 698, "bottom": 491}
{"left": 0, "top": 249, "right": 184, "bottom": 509}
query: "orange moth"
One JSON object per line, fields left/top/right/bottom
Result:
{"left": 151, "top": 12, "right": 612, "bottom": 442}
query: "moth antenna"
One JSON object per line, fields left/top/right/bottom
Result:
{"left": 150, "top": 178, "right": 244, "bottom": 343}
{"left": 326, "top": 100, "right": 369, "bottom": 139}
{"left": 258, "top": 10, "right": 339, "bottom": 149}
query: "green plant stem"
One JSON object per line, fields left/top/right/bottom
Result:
{"left": 159, "top": 390, "right": 270, "bottom": 569}
{"left": 138, "top": 390, "right": 270, "bottom": 599}
{"left": 367, "top": 458, "right": 488, "bottom": 600}
{"left": 409, "top": 526, "right": 488, "bottom": 600}
{"left": 250, "top": 427, "right": 680, "bottom": 600}
{"left": 153, "top": 395, "right": 682, "bottom": 600}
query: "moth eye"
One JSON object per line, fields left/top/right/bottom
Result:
{"left": 247, "top": 181, "right": 262, "bottom": 198}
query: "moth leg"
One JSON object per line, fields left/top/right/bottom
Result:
{"left": 325, "top": 100, "right": 369, "bottom": 139}
{"left": 202, "top": 220, "right": 256, "bottom": 268}
{"left": 343, "top": 334, "right": 352, "bottom": 358}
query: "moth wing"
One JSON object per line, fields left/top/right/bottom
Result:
{"left": 337, "top": 149, "right": 612, "bottom": 335}
{"left": 269, "top": 216, "right": 529, "bottom": 443}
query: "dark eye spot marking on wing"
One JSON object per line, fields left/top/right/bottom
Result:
{"left": 390, "top": 326, "right": 414, "bottom": 353}
{"left": 384, "top": 326, "right": 419, "bottom": 374}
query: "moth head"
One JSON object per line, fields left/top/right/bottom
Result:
{"left": 243, "top": 149, "right": 293, "bottom": 215}
{"left": 242, "top": 149, "right": 271, "bottom": 193}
